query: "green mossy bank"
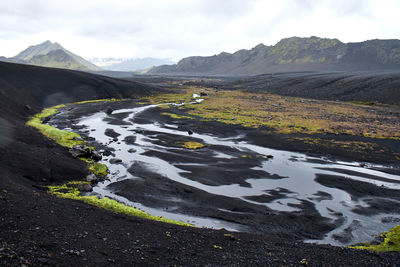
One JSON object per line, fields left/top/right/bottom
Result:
{"left": 26, "top": 99, "right": 192, "bottom": 227}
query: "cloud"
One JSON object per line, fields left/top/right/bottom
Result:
{"left": 0, "top": 0, "right": 399, "bottom": 60}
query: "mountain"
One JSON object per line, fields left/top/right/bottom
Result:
{"left": 89, "top": 57, "right": 175, "bottom": 72}
{"left": 149, "top": 36, "right": 400, "bottom": 75}
{"left": 1, "top": 41, "right": 100, "bottom": 71}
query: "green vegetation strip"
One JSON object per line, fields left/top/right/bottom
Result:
{"left": 26, "top": 100, "right": 112, "bottom": 176}
{"left": 27, "top": 98, "right": 192, "bottom": 226}
{"left": 161, "top": 112, "right": 195, "bottom": 120}
{"left": 26, "top": 99, "right": 119, "bottom": 148}
{"left": 48, "top": 182, "right": 192, "bottom": 227}
{"left": 349, "top": 225, "right": 400, "bottom": 252}
{"left": 181, "top": 141, "right": 206, "bottom": 149}
{"left": 26, "top": 104, "right": 83, "bottom": 148}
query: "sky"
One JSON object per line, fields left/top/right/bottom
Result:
{"left": 1, "top": 0, "right": 400, "bottom": 61}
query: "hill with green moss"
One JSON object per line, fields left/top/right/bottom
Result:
{"left": 0, "top": 41, "right": 100, "bottom": 71}
{"left": 149, "top": 36, "right": 400, "bottom": 75}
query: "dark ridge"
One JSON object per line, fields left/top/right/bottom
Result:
{"left": 0, "top": 61, "right": 160, "bottom": 186}
{"left": 182, "top": 71, "right": 400, "bottom": 106}
{"left": 0, "top": 61, "right": 158, "bottom": 120}
{"left": 149, "top": 36, "right": 400, "bottom": 75}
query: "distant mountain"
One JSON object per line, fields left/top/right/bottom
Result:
{"left": 149, "top": 36, "right": 400, "bottom": 75}
{"left": 89, "top": 57, "right": 175, "bottom": 72}
{"left": 0, "top": 41, "right": 100, "bottom": 71}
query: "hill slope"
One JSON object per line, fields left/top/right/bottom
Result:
{"left": 1, "top": 41, "right": 100, "bottom": 71}
{"left": 149, "top": 36, "right": 400, "bottom": 75}
{"left": 0, "top": 61, "right": 156, "bottom": 121}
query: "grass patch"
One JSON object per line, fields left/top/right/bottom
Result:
{"left": 48, "top": 182, "right": 193, "bottom": 227}
{"left": 180, "top": 141, "right": 206, "bottom": 149}
{"left": 291, "top": 138, "right": 379, "bottom": 152}
{"left": 350, "top": 225, "right": 400, "bottom": 252}
{"left": 166, "top": 89, "right": 400, "bottom": 139}
{"left": 161, "top": 112, "right": 195, "bottom": 120}
{"left": 89, "top": 162, "right": 108, "bottom": 177}
{"left": 26, "top": 104, "right": 84, "bottom": 148}
{"left": 26, "top": 100, "right": 111, "bottom": 174}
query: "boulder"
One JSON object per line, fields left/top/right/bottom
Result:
{"left": 91, "top": 151, "right": 102, "bottom": 161}
{"left": 69, "top": 145, "right": 92, "bottom": 158}
{"left": 200, "top": 92, "right": 208, "bottom": 96}
{"left": 123, "top": 135, "right": 136, "bottom": 145}
{"left": 101, "top": 149, "right": 114, "bottom": 157}
{"left": 109, "top": 158, "right": 122, "bottom": 164}
{"left": 105, "top": 128, "right": 120, "bottom": 138}
{"left": 105, "top": 107, "right": 113, "bottom": 115}
{"left": 86, "top": 174, "right": 98, "bottom": 183}
{"left": 77, "top": 183, "right": 92, "bottom": 192}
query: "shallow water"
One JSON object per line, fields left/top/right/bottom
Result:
{"left": 52, "top": 102, "right": 400, "bottom": 246}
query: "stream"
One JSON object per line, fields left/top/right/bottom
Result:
{"left": 50, "top": 100, "right": 400, "bottom": 246}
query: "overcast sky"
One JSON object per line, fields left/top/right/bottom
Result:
{"left": 1, "top": 0, "right": 399, "bottom": 61}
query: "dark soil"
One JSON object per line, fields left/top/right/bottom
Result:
{"left": 1, "top": 62, "right": 400, "bottom": 266}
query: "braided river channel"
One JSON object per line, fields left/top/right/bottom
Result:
{"left": 49, "top": 100, "right": 400, "bottom": 246}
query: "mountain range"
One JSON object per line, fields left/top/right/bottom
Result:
{"left": 0, "top": 41, "right": 100, "bottom": 71}
{"left": 149, "top": 36, "right": 400, "bottom": 75}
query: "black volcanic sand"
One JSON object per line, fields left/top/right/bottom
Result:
{"left": 1, "top": 62, "right": 400, "bottom": 265}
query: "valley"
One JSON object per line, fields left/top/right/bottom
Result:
{"left": 1, "top": 61, "right": 400, "bottom": 265}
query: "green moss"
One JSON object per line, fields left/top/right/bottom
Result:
{"left": 89, "top": 162, "right": 108, "bottom": 177}
{"left": 350, "top": 225, "right": 400, "bottom": 252}
{"left": 26, "top": 99, "right": 123, "bottom": 148}
{"left": 143, "top": 91, "right": 194, "bottom": 105}
{"left": 181, "top": 142, "right": 205, "bottom": 149}
{"left": 74, "top": 98, "right": 120, "bottom": 105}
{"left": 350, "top": 101, "right": 379, "bottom": 106}
{"left": 48, "top": 182, "right": 193, "bottom": 227}
{"left": 161, "top": 112, "right": 195, "bottom": 120}
{"left": 26, "top": 100, "right": 112, "bottom": 175}
{"left": 26, "top": 106, "right": 83, "bottom": 148}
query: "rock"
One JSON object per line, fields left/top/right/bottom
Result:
{"left": 77, "top": 183, "right": 92, "bottom": 192}
{"left": 101, "top": 149, "right": 114, "bottom": 157}
{"left": 105, "top": 128, "right": 121, "bottom": 138}
{"left": 91, "top": 151, "right": 102, "bottom": 161}
{"left": 69, "top": 145, "right": 92, "bottom": 158}
{"left": 105, "top": 107, "right": 113, "bottom": 115}
{"left": 86, "top": 174, "right": 98, "bottom": 183}
{"left": 24, "top": 104, "right": 32, "bottom": 111}
{"left": 289, "top": 124, "right": 295, "bottom": 128}
{"left": 41, "top": 117, "right": 51, "bottom": 123}
{"left": 72, "top": 136, "right": 83, "bottom": 141}
{"left": 300, "top": 258, "right": 308, "bottom": 265}
{"left": 109, "top": 158, "right": 122, "bottom": 164}
{"left": 187, "top": 129, "right": 193, "bottom": 135}
{"left": 124, "top": 135, "right": 136, "bottom": 145}
{"left": 200, "top": 92, "right": 208, "bottom": 96}
{"left": 266, "top": 155, "right": 274, "bottom": 159}
{"left": 128, "top": 148, "right": 136, "bottom": 153}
